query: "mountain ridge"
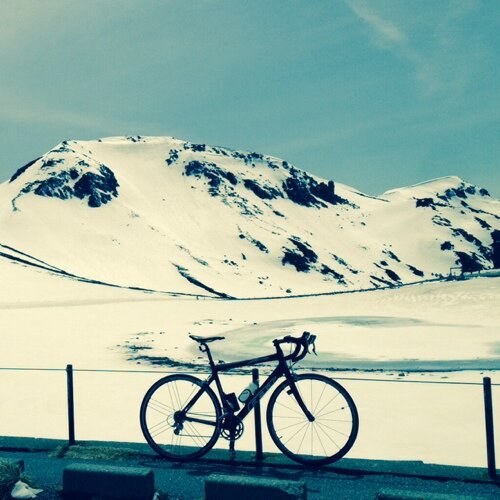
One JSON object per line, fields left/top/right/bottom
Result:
{"left": 0, "top": 135, "right": 498, "bottom": 298}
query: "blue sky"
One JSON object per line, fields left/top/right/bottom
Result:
{"left": 0, "top": 0, "right": 498, "bottom": 195}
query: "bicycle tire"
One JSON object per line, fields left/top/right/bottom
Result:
{"left": 140, "top": 374, "right": 222, "bottom": 461}
{"left": 267, "top": 373, "right": 358, "bottom": 466}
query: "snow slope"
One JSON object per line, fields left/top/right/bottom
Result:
{"left": 0, "top": 136, "right": 498, "bottom": 297}
{"left": 0, "top": 259, "right": 498, "bottom": 467}
{"left": 2, "top": 257, "right": 498, "bottom": 371}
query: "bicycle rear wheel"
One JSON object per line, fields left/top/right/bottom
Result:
{"left": 267, "top": 374, "right": 358, "bottom": 466}
{"left": 140, "top": 374, "right": 221, "bottom": 461}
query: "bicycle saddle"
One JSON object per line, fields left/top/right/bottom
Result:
{"left": 189, "top": 334, "right": 225, "bottom": 344}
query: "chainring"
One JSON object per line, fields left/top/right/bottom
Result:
{"left": 220, "top": 415, "right": 244, "bottom": 440}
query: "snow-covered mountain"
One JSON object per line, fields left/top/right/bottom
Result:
{"left": 0, "top": 135, "right": 498, "bottom": 298}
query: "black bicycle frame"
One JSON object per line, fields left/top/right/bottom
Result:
{"left": 181, "top": 342, "right": 314, "bottom": 426}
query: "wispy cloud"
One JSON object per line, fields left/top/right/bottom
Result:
{"left": 345, "top": 0, "right": 480, "bottom": 96}
{"left": 346, "top": 0, "right": 406, "bottom": 44}
{"left": 0, "top": 85, "right": 145, "bottom": 134}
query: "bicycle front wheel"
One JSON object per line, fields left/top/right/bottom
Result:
{"left": 140, "top": 374, "right": 222, "bottom": 461}
{"left": 267, "top": 374, "right": 358, "bottom": 466}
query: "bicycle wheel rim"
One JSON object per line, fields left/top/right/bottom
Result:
{"left": 140, "top": 374, "right": 221, "bottom": 461}
{"left": 267, "top": 374, "right": 358, "bottom": 465}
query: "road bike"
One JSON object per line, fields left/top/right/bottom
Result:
{"left": 140, "top": 331, "right": 359, "bottom": 466}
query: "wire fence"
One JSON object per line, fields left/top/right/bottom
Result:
{"left": 1, "top": 366, "right": 498, "bottom": 384}
{"left": 0, "top": 364, "right": 497, "bottom": 477}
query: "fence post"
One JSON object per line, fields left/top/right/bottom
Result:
{"left": 483, "top": 377, "right": 496, "bottom": 478}
{"left": 252, "top": 369, "right": 263, "bottom": 462}
{"left": 66, "top": 364, "right": 76, "bottom": 446}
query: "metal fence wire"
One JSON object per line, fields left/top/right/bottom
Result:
{"left": 0, "top": 365, "right": 497, "bottom": 477}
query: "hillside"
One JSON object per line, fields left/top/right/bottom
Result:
{"left": 0, "top": 135, "right": 498, "bottom": 297}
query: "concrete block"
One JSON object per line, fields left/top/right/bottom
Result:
{"left": 63, "top": 463, "right": 154, "bottom": 499}
{"left": 376, "top": 489, "right": 480, "bottom": 500}
{"left": 205, "top": 474, "right": 306, "bottom": 500}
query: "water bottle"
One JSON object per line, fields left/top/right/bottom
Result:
{"left": 238, "top": 381, "right": 258, "bottom": 403}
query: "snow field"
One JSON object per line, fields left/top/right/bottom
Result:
{"left": 0, "top": 260, "right": 498, "bottom": 467}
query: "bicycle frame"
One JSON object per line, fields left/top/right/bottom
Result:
{"left": 181, "top": 341, "right": 314, "bottom": 427}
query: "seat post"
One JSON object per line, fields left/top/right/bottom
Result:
{"left": 201, "top": 343, "right": 216, "bottom": 369}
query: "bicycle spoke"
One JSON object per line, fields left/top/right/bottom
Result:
{"left": 268, "top": 375, "right": 358, "bottom": 465}
{"left": 151, "top": 420, "right": 172, "bottom": 438}
{"left": 312, "top": 382, "right": 327, "bottom": 414}
{"left": 295, "top": 422, "right": 310, "bottom": 455}
{"left": 148, "top": 399, "right": 173, "bottom": 416}
{"left": 310, "top": 379, "right": 313, "bottom": 415}
{"left": 166, "top": 382, "right": 177, "bottom": 411}
{"left": 180, "top": 382, "right": 200, "bottom": 411}
{"left": 283, "top": 421, "right": 309, "bottom": 446}
{"left": 317, "top": 406, "right": 347, "bottom": 418}
{"left": 141, "top": 375, "right": 221, "bottom": 460}
{"left": 275, "top": 400, "right": 305, "bottom": 417}
{"left": 315, "top": 391, "right": 341, "bottom": 417}
{"left": 315, "top": 420, "right": 341, "bottom": 450}
{"left": 276, "top": 420, "right": 308, "bottom": 433}
{"left": 173, "top": 381, "right": 183, "bottom": 409}
{"left": 318, "top": 418, "right": 352, "bottom": 423}
{"left": 312, "top": 423, "right": 328, "bottom": 457}
{"left": 149, "top": 419, "right": 171, "bottom": 433}
{"left": 315, "top": 420, "right": 349, "bottom": 438}
{"left": 185, "top": 422, "right": 206, "bottom": 448}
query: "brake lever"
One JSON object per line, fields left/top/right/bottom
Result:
{"left": 311, "top": 339, "right": 317, "bottom": 356}
{"left": 307, "top": 336, "right": 317, "bottom": 356}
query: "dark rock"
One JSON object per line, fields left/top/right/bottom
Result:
{"left": 440, "top": 184, "right": 480, "bottom": 202}
{"left": 370, "top": 275, "right": 394, "bottom": 287}
{"left": 416, "top": 197, "right": 435, "bottom": 208}
{"left": 432, "top": 215, "right": 452, "bottom": 227}
{"left": 185, "top": 160, "right": 237, "bottom": 196}
{"left": 231, "top": 151, "right": 253, "bottom": 164}
{"left": 41, "top": 158, "right": 63, "bottom": 169}
{"left": 165, "top": 149, "right": 179, "bottom": 165}
{"left": 385, "top": 269, "right": 401, "bottom": 282}
{"left": 243, "top": 179, "right": 281, "bottom": 200}
{"left": 492, "top": 230, "right": 500, "bottom": 269}
{"left": 9, "top": 157, "right": 41, "bottom": 183}
{"left": 282, "top": 238, "right": 318, "bottom": 272}
{"left": 440, "top": 241, "right": 453, "bottom": 251}
{"left": 455, "top": 251, "right": 484, "bottom": 272}
{"left": 211, "top": 147, "right": 229, "bottom": 157}
{"left": 384, "top": 250, "right": 401, "bottom": 262}
{"left": 475, "top": 217, "right": 491, "bottom": 230}
{"left": 320, "top": 265, "right": 346, "bottom": 284}
{"left": 73, "top": 166, "right": 119, "bottom": 207}
{"left": 33, "top": 173, "right": 74, "bottom": 200}
{"left": 249, "top": 152, "right": 263, "bottom": 160}
{"left": 22, "top": 163, "right": 119, "bottom": 208}
{"left": 283, "top": 169, "right": 349, "bottom": 207}
{"left": 126, "top": 135, "right": 142, "bottom": 142}
{"left": 282, "top": 176, "right": 322, "bottom": 207}
{"left": 407, "top": 264, "right": 424, "bottom": 277}
{"left": 224, "top": 171, "right": 238, "bottom": 185}
{"left": 451, "top": 228, "right": 483, "bottom": 248}
{"left": 311, "top": 180, "right": 344, "bottom": 205}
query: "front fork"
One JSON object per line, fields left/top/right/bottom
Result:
{"left": 283, "top": 365, "right": 315, "bottom": 422}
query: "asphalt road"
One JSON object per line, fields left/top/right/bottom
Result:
{"left": 1, "top": 449, "right": 499, "bottom": 499}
